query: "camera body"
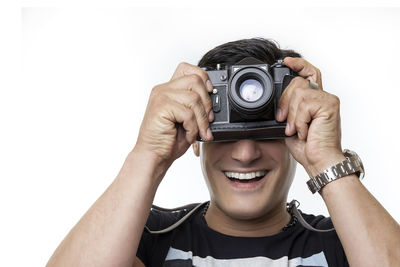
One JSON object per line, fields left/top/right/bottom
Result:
{"left": 202, "top": 57, "right": 297, "bottom": 141}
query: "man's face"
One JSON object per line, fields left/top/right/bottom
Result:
{"left": 194, "top": 139, "right": 296, "bottom": 220}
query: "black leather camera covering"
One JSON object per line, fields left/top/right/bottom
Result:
{"left": 202, "top": 121, "right": 287, "bottom": 142}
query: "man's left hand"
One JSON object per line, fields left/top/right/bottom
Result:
{"left": 277, "top": 57, "right": 346, "bottom": 177}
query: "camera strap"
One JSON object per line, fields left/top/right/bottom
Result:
{"left": 145, "top": 200, "right": 334, "bottom": 234}
{"left": 145, "top": 202, "right": 208, "bottom": 234}
{"left": 287, "top": 200, "right": 334, "bottom": 233}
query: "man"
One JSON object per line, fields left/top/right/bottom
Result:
{"left": 47, "top": 38, "right": 400, "bottom": 267}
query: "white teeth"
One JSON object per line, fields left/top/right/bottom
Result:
{"left": 224, "top": 170, "right": 267, "bottom": 180}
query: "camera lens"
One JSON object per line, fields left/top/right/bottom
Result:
{"left": 229, "top": 67, "right": 275, "bottom": 118}
{"left": 239, "top": 79, "right": 263, "bottom": 102}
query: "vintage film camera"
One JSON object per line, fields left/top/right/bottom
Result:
{"left": 200, "top": 57, "right": 297, "bottom": 141}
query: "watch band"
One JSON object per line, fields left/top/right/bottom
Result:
{"left": 307, "top": 149, "right": 364, "bottom": 194}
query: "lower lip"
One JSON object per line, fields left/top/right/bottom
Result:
{"left": 224, "top": 173, "right": 268, "bottom": 191}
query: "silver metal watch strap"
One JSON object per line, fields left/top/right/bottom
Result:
{"left": 307, "top": 150, "right": 363, "bottom": 194}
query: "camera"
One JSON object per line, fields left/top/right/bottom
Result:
{"left": 200, "top": 57, "right": 297, "bottom": 141}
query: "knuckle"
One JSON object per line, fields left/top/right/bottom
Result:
{"left": 200, "top": 68, "right": 208, "bottom": 79}
{"left": 333, "top": 94, "right": 340, "bottom": 104}
{"left": 178, "top": 61, "right": 189, "bottom": 70}
{"left": 328, "top": 94, "right": 340, "bottom": 106}
{"left": 293, "top": 76, "right": 303, "bottom": 82}
{"left": 185, "top": 109, "right": 195, "bottom": 121}
{"left": 297, "top": 101, "right": 306, "bottom": 112}
{"left": 310, "top": 67, "right": 318, "bottom": 76}
{"left": 188, "top": 91, "right": 201, "bottom": 105}
{"left": 292, "top": 76, "right": 306, "bottom": 86}
{"left": 188, "top": 74, "right": 203, "bottom": 85}
{"left": 291, "top": 87, "right": 303, "bottom": 99}
{"left": 150, "top": 85, "right": 166, "bottom": 101}
{"left": 294, "top": 120, "right": 303, "bottom": 129}
{"left": 151, "top": 84, "right": 161, "bottom": 94}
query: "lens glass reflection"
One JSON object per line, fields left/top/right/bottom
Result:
{"left": 239, "top": 79, "right": 263, "bottom": 102}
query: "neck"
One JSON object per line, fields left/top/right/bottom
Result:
{"left": 204, "top": 201, "right": 291, "bottom": 237}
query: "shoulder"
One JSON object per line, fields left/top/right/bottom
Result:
{"left": 137, "top": 202, "right": 206, "bottom": 266}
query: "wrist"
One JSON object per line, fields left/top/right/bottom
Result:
{"left": 119, "top": 147, "right": 171, "bottom": 191}
{"left": 319, "top": 173, "right": 361, "bottom": 197}
{"left": 305, "top": 152, "right": 347, "bottom": 178}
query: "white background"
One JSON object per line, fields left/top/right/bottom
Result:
{"left": 1, "top": 3, "right": 400, "bottom": 267}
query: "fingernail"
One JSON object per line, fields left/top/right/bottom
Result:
{"left": 207, "top": 128, "right": 213, "bottom": 140}
{"left": 284, "top": 57, "right": 291, "bottom": 63}
{"left": 206, "top": 80, "right": 213, "bottom": 92}
{"left": 208, "top": 110, "right": 214, "bottom": 122}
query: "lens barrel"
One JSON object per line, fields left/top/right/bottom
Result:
{"left": 229, "top": 67, "right": 274, "bottom": 118}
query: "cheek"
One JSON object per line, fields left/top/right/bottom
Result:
{"left": 263, "top": 141, "right": 290, "bottom": 163}
{"left": 200, "top": 143, "right": 226, "bottom": 166}
{"left": 264, "top": 142, "right": 295, "bottom": 186}
{"left": 277, "top": 151, "right": 296, "bottom": 194}
{"left": 199, "top": 143, "right": 228, "bottom": 192}
{"left": 199, "top": 144, "right": 216, "bottom": 179}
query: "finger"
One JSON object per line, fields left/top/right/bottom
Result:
{"left": 167, "top": 90, "right": 213, "bottom": 141}
{"left": 171, "top": 62, "right": 214, "bottom": 93}
{"left": 293, "top": 100, "right": 313, "bottom": 141}
{"left": 276, "top": 76, "right": 309, "bottom": 122}
{"left": 168, "top": 101, "right": 200, "bottom": 144}
{"left": 167, "top": 74, "right": 214, "bottom": 122}
{"left": 292, "top": 91, "right": 336, "bottom": 141}
{"left": 283, "top": 57, "right": 323, "bottom": 90}
{"left": 285, "top": 86, "right": 311, "bottom": 137}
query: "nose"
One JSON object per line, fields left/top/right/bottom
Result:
{"left": 231, "top": 139, "right": 262, "bottom": 165}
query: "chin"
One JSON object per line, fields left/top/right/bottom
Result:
{"left": 216, "top": 194, "right": 276, "bottom": 221}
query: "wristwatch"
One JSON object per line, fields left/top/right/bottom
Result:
{"left": 307, "top": 149, "right": 365, "bottom": 194}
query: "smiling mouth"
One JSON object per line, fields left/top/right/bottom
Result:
{"left": 223, "top": 170, "right": 268, "bottom": 183}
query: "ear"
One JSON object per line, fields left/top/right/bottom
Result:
{"left": 192, "top": 141, "right": 200, "bottom": 157}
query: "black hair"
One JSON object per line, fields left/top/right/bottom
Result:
{"left": 198, "top": 37, "right": 301, "bottom": 69}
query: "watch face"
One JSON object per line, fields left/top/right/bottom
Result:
{"left": 344, "top": 149, "right": 365, "bottom": 179}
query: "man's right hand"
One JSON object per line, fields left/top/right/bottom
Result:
{"left": 134, "top": 62, "right": 214, "bottom": 169}
{"left": 46, "top": 64, "right": 214, "bottom": 266}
